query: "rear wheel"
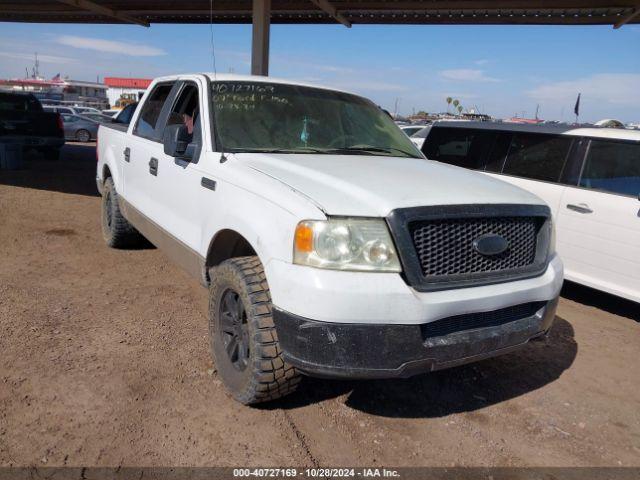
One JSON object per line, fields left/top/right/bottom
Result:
{"left": 209, "top": 256, "right": 300, "bottom": 405}
{"left": 76, "top": 129, "right": 91, "bottom": 143}
{"left": 101, "top": 177, "right": 142, "bottom": 248}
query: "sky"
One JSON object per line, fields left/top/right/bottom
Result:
{"left": 1, "top": 21, "right": 639, "bottom": 122}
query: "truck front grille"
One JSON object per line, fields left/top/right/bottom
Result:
{"left": 386, "top": 204, "right": 551, "bottom": 291}
{"left": 410, "top": 216, "right": 539, "bottom": 277}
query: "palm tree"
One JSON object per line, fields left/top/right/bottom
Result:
{"left": 457, "top": 105, "right": 463, "bottom": 115}
{"left": 446, "top": 96, "right": 452, "bottom": 113}
{"left": 452, "top": 99, "right": 459, "bottom": 116}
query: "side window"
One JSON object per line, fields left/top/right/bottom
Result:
{"left": 114, "top": 103, "right": 137, "bottom": 125}
{"left": 164, "top": 84, "right": 200, "bottom": 144}
{"left": 62, "top": 114, "right": 76, "bottom": 123}
{"left": 579, "top": 140, "right": 640, "bottom": 196}
{"left": 484, "top": 133, "right": 511, "bottom": 173}
{"left": 502, "top": 133, "right": 571, "bottom": 183}
{"left": 133, "top": 84, "right": 173, "bottom": 140}
{"left": 423, "top": 127, "right": 497, "bottom": 169}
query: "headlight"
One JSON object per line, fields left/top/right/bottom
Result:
{"left": 293, "top": 218, "right": 401, "bottom": 272}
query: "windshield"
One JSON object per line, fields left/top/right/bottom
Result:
{"left": 211, "top": 81, "right": 423, "bottom": 158}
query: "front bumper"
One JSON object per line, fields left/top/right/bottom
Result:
{"left": 266, "top": 254, "right": 563, "bottom": 325}
{"left": 273, "top": 296, "right": 559, "bottom": 379}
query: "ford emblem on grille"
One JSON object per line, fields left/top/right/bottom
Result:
{"left": 473, "top": 233, "right": 509, "bottom": 256}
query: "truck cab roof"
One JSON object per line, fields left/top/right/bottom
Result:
{"left": 150, "top": 73, "right": 357, "bottom": 97}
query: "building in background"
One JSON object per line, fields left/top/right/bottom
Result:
{"left": 104, "top": 77, "right": 151, "bottom": 110}
{"left": 0, "top": 75, "right": 109, "bottom": 109}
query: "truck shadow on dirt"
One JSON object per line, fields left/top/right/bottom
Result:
{"left": 561, "top": 281, "right": 639, "bottom": 322}
{"left": 0, "top": 144, "right": 100, "bottom": 197}
{"left": 269, "top": 317, "right": 576, "bottom": 418}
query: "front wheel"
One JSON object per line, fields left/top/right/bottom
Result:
{"left": 209, "top": 256, "right": 300, "bottom": 405}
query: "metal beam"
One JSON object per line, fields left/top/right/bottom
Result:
{"left": 251, "top": 0, "right": 271, "bottom": 76}
{"left": 309, "top": 0, "right": 352, "bottom": 27}
{"left": 613, "top": 5, "right": 640, "bottom": 28}
{"left": 55, "top": 0, "right": 149, "bottom": 27}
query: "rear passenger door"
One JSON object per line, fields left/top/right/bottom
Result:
{"left": 488, "top": 133, "right": 574, "bottom": 219}
{"left": 125, "top": 82, "right": 175, "bottom": 217}
{"left": 556, "top": 139, "right": 640, "bottom": 301}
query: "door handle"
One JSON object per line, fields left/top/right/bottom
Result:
{"left": 123, "top": 147, "right": 130, "bottom": 163}
{"left": 201, "top": 177, "right": 216, "bottom": 191}
{"left": 566, "top": 203, "right": 593, "bottom": 214}
{"left": 148, "top": 157, "right": 158, "bottom": 176}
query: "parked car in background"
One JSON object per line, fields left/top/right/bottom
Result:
{"left": 96, "top": 74, "right": 562, "bottom": 404}
{"left": 43, "top": 105, "right": 81, "bottom": 115}
{"left": 400, "top": 124, "right": 429, "bottom": 137}
{"left": 420, "top": 121, "right": 640, "bottom": 302}
{"left": 409, "top": 125, "right": 432, "bottom": 149}
{"left": 101, "top": 109, "right": 119, "bottom": 117}
{"left": 73, "top": 106, "right": 102, "bottom": 115}
{"left": 61, "top": 113, "right": 99, "bottom": 142}
{"left": 79, "top": 112, "right": 114, "bottom": 124}
{"left": 1, "top": 92, "right": 65, "bottom": 159}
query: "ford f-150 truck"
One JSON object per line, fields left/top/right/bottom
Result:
{"left": 96, "top": 74, "right": 563, "bottom": 405}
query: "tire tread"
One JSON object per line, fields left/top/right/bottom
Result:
{"left": 102, "top": 177, "right": 143, "bottom": 248}
{"left": 209, "top": 256, "right": 300, "bottom": 405}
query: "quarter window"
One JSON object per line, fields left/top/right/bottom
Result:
{"left": 423, "top": 127, "right": 497, "bottom": 169}
{"left": 579, "top": 140, "right": 640, "bottom": 196}
{"left": 502, "top": 133, "right": 571, "bottom": 182}
{"left": 133, "top": 84, "right": 173, "bottom": 140}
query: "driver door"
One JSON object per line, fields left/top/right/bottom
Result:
{"left": 148, "top": 80, "right": 209, "bottom": 258}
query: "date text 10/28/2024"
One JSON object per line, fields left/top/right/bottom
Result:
{"left": 233, "top": 468, "right": 401, "bottom": 478}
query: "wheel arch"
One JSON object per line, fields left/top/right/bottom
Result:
{"left": 98, "top": 144, "right": 121, "bottom": 192}
{"left": 204, "top": 229, "right": 258, "bottom": 283}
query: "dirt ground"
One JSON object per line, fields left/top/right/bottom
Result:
{"left": 0, "top": 143, "right": 639, "bottom": 468}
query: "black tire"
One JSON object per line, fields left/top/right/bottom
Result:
{"left": 101, "top": 177, "right": 142, "bottom": 248}
{"left": 209, "top": 256, "right": 300, "bottom": 405}
{"left": 76, "top": 129, "right": 91, "bottom": 143}
{"left": 42, "top": 147, "right": 60, "bottom": 161}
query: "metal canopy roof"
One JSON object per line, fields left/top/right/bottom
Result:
{"left": 1, "top": 1, "right": 639, "bottom": 28}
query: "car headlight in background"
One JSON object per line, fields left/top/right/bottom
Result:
{"left": 293, "top": 218, "right": 401, "bottom": 272}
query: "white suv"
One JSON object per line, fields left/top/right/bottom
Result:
{"left": 420, "top": 121, "right": 640, "bottom": 302}
{"left": 96, "top": 74, "right": 563, "bottom": 404}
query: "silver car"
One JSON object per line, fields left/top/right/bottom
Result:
{"left": 60, "top": 113, "right": 99, "bottom": 142}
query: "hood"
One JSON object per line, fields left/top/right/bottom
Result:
{"left": 238, "top": 153, "right": 544, "bottom": 217}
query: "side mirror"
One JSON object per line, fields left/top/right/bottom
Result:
{"left": 163, "top": 124, "right": 191, "bottom": 159}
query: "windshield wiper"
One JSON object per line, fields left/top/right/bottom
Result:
{"left": 327, "top": 145, "right": 420, "bottom": 158}
{"left": 227, "top": 147, "right": 327, "bottom": 154}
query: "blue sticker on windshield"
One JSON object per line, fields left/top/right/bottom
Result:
{"left": 300, "top": 116, "right": 309, "bottom": 145}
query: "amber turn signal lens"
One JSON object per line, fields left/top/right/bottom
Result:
{"left": 294, "top": 223, "right": 314, "bottom": 253}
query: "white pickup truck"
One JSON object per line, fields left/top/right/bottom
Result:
{"left": 96, "top": 74, "right": 563, "bottom": 405}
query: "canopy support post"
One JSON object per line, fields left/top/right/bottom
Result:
{"left": 251, "top": 0, "right": 271, "bottom": 76}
